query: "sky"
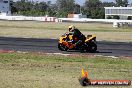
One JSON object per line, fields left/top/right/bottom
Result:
{"left": 14, "top": 0, "right": 132, "bottom": 6}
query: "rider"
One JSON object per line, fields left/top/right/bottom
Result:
{"left": 68, "top": 25, "right": 86, "bottom": 48}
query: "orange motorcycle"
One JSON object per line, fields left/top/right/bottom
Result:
{"left": 58, "top": 33, "right": 97, "bottom": 52}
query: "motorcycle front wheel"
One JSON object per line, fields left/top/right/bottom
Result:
{"left": 58, "top": 43, "right": 68, "bottom": 51}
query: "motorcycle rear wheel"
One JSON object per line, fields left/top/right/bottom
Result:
{"left": 87, "top": 42, "right": 97, "bottom": 53}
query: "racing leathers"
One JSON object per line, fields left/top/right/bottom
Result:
{"left": 69, "top": 28, "right": 86, "bottom": 48}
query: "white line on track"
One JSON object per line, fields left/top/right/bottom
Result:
{"left": 46, "top": 53, "right": 70, "bottom": 56}
{"left": 0, "top": 49, "right": 119, "bottom": 58}
{"left": 94, "top": 55, "right": 118, "bottom": 58}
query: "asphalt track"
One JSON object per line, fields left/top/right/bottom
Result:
{"left": 0, "top": 37, "right": 132, "bottom": 57}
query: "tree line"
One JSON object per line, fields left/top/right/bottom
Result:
{"left": 11, "top": 0, "right": 130, "bottom": 18}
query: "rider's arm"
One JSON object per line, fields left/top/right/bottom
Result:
{"left": 68, "top": 32, "right": 74, "bottom": 35}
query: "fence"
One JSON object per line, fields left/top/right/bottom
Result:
{"left": 59, "top": 18, "right": 132, "bottom": 28}
{"left": 0, "top": 15, "right": 62, "bottom": 22}
{"left": 0, "top": 15, "right": 132, "bottom": 28}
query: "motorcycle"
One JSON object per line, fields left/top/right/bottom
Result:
{"left": 58, "top": 33, "right": 97, "bottom": 52}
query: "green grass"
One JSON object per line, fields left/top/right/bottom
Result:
{"left": 0, "top": 53, "right": 131, "bottom": 88}
{"left": 0, "top": 20, "right": 132, "bottom": 42}
{"left": 0, "top": 21, "right": 132, "bottom": 32}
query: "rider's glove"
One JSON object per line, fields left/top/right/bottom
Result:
{"left": 68, "top": 40, "right": 74, "bottom": 43}
{"left": 68, "top": 40, "right": 72, "bottom": 43}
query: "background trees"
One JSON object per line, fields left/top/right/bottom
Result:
{"left": 56, "top": 0, "right": 75, "bottom": 17}
{"left": 115, "top": 0, "right": 128, "bottom": 6}
{"left": 83, "top": 0, "right": 104, "bottom": 18}
{"left": 11, "top": 0, "right": 130, "bottom": 18}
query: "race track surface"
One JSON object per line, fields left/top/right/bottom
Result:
{"left": 0, "top": 37, "right": 132, "bottom": 57}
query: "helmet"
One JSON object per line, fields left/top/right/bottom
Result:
{"left": 68, "top": 25, "right": 75, "bottom": 32}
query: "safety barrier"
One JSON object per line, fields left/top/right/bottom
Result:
{"left": 0, "top": 15, "right": 62, "bottom": 22}
{"left": 0, "top": 15, "right": 131, "bottom": 27}
{"left": 59, "top": 18, "right": 132, "bottom": 28}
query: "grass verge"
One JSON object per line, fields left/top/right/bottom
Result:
{"left": 0, "top": 21, "right": 132, "bottom": 42}
{"left": 0, "top": 53, "right": 131, "bottom": 88}
{"left": 0, "top": 21, "right": 132, "bottom": 32}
